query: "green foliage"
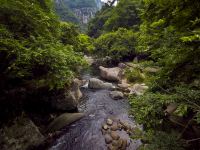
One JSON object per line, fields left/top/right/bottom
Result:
{"left": 60, "top": 22, "right": 79, "bottom": 45}
{"left": 0, "top": 0, "right": 59, "bottom": 40}
{"left": 77, "top": 34, "right": 95, "bottom": 54}
{"left": 94, "top": 28, "right": 136, "bottom": 61}
{"left": 88, "top": 5, "right": 113, "bottom": 37}
{"left": 125, "top": 67, "right": 145, "bottom": 83}
{"left": 0, "top": 0, "right": 87, "bottom": 90}
{"left": 88, "top": 0, "right": 140, "bottom": 37}
{"left": 54, "top": 0, "right": 79, "bottom": 23}
{"left": 104, "top": 0, "right": 140, "bottom": 31}
{"left": 139, "top": 131, "right": 185, "bottom": 150}
{"left": 136, "top": 0, "right": 200, "bottom": 84}
{"left": 129, "top": 93, "right": 171, "bottom": 129}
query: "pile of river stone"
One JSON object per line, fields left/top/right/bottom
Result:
{"left": 101, "top": 118, "right": 134, "bottom": 150}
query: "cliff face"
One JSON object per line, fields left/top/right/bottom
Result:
{"left": 72, "top": 7, "right": 97, "bottom": 24}
{"left": 55, "top": 0, "right": 102, "bottom": 25}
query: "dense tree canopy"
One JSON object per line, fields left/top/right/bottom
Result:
{"left": 88, "top": 0, "right": 140, "bottom": 37}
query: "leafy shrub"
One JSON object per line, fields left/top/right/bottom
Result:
{"left": 129, "top": 93, "right": 172, "bottom": 129}
{"left": 125, "top": 67, "right": 145, "bottom": 83}
{"left": 94, "top": 28, "right": 136, "bottom": 61}
{"left": 88, "top": 5, "right": 113, "bottom": 38}
{"left": 77, "top": 34, "right": 95, "bottom": 54}
{"left": 139, "top": 131, "right": 185, "bottom": 150}
{"left": 88, "top": 0, "right": 140, "bottom": 37}
{"left": 104, "top": 0, "right": 140, "bottom": 31}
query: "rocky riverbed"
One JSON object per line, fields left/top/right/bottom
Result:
{"left": 48, "top": 65, "right": 143, "bottom": 150}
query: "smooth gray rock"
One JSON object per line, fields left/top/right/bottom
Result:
{"left": 110, "top": 91, "right": 124, "bottom": 100}
{"left": 46, "top": 113, "right": 84, "bottom": 133}
{"left": 88, "top": 78, "right": 115, "bottom": 89}
{"left": 99, "top": 66, "right": 123, "bottom": 82}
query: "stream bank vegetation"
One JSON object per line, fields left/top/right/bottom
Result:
{"left": 0, "top": 0, "right": 94, "bottom": 136}
{"left": 88, "top": 0, "right": 200, "bottom": 149}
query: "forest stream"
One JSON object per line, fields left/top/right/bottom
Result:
{"left": 48, "top": 65, "right": 142, "bottom": 150}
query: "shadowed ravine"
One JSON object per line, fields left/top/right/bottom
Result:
{"left": 49, "top": 71, "right": 141, "bottom": 150}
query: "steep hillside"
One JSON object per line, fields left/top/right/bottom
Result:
{"left": 55, "top": 0, "right": 102, "bottom": 25}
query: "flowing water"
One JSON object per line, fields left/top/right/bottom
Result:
{"left": 49, "top": 70, "right": 141, "bottom": 150}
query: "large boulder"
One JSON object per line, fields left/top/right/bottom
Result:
{"left": 99, "top": 66, "right": 123, "bottom": 82}
{"left": 0, "top": 115, "right": 44, "bottom": 150}
{"left": 46, "top": 113, "right": 84, "bottom": 133}
{"left": 51, "top": 78, "right": 85, "bottom": 111}
{"left": 88, "top": 78, "right": 115, "bottom": 89}
{"left": 110, "top": 91, "right": 124, "bottom": 100}
{"left": 51, "top": 91, "right": 78, "bottom": 111}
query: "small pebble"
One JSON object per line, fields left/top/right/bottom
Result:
{"left": 110, "top": 131, "right": 120, "bottom": 140}
{"left": 101, "top": 129, "right": 107, "bottom": 135}
{"left": 105, "top": 135, "right": 112, "bottom": 144}
{"left": 102, "top": 124, "right": 109, "bottom": 130}
{"left": 107, "top": 119, "right": 113, "bottom": 126}
{"left": 111, "top": 124, "right": 118, "bottom": 131}
{"left": 117, "top": 123, "right": 123, "bottom": 130}
{"left": 112, "top": 140, "right": 119, "bottom": 147}
{"left": 107, "top": 144, "right": 118, "bottom": 150}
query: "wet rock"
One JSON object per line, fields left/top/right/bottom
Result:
{"left": 46, "top": 113, "right": 84, "bottom": 132}
{"left": 110, "top": 131, "right": 120, "bottom": 140}
{"left": 126, "top": 129, "right": 134, "bottom": 136}
{"left": 111, "top": 124, "right": 118, "bottom": 131}
{"left": 71, "top": 78, "right": 85, "bottom": 100}
{"left": 118, "top": 63, "right": 127, "bottom": 69}
{"left": 102, "top": 124, "right": 109, "bottom": 130}
{"left": 121, "top": 138, "right": 128, "bottom": 149}
{"left": 105, "top": 135, "right": 112, "bottom": 144}
{"left": 107, "top": 119, "right": 113, "bottom": 126}
{"left": 110, "top": 91, "right": 124, "bottom": 100}
{"left": 88, "top": 78, "right": 115, "bottom": 89}
{"left": 120, "top": 121, "right": 131, "bottom": 131}
{"left": 117, "top": 139, "right": 123, "bottom": 148}
{"left": 128, "top": 83, "right": 149, "bottom": 96}
{"left": 51, "top": 78, "right": 84, "bottom": 111}
{"left": 51, "top": 90, "right": 78, "bottom": 111}
{"left": 118, "top": 83, "right": 130, "bottom": 90}
{"left": 0, "top": 115, "right": 44, "bottom": 150}
{"left": 112, "top": 140, "right": 119, "bottom": 147}
{"left": 99, "top": 66, "right": 123, "bottom": 82}
{"left": 107, "top": 144, "right": 118, "bottom": 150}
{"left": 101, "top": 129, "right": 107, "bottom": 135}
{"left": 117, "top": 123, "right": 123, "bottom": 130}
